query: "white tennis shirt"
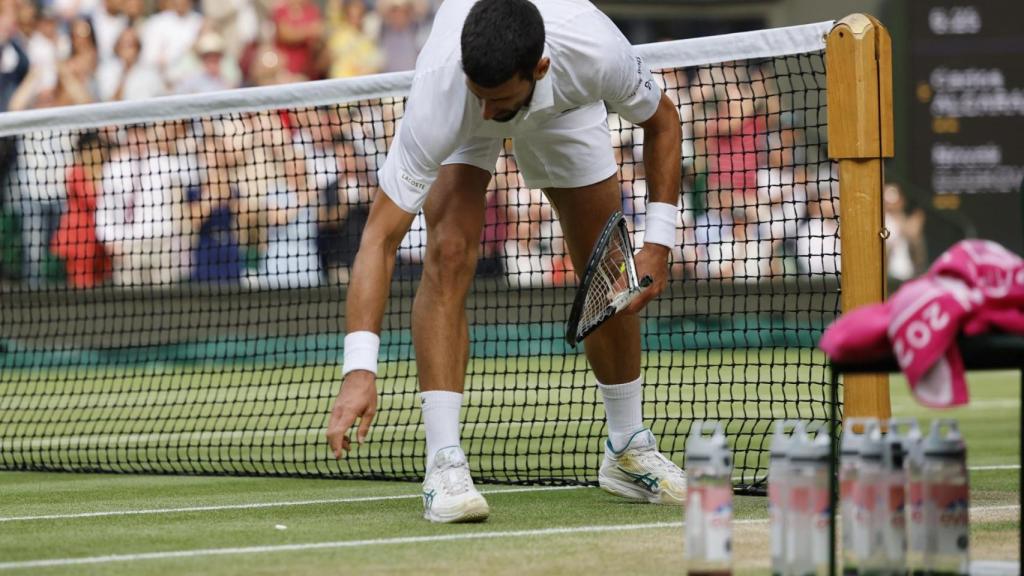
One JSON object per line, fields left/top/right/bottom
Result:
{"left": 378, "top": 0, "right": 662, "bottom": 214}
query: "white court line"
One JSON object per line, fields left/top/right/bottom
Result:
{"left": 4, "top": 465, "right": 1018, "bottom": 523}
{"left": 0, "top": 486, "right": 584, "bottom": 523}
{"left": 0, "top": 520, "right": 739, "bottom": 570}
{"left": 1, "top": 507, "right": 1018, "bottom": 571}
{"left": 970, "top": 464, "right": 1021, "bottom": 471}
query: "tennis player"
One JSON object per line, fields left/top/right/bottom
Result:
{"left": 326, "top": 0, "right": 685, "bottom": 523}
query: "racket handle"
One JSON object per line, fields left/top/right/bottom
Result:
{"left": 640, "top": 275, "right": 653, "bottom": 288}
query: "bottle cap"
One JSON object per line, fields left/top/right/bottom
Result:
{"left": 922, "top": 419, "right": 966, "bottom": 459}
{"left": 686, "top": 420, "right": 732, "bottom": 471}
{"left": 841, "top": 417, "right": 879, "bottom": 456}
{"left": 789, "top": 425, "right": 831, "bottom": 462}
{"left": 860, "top": 425, "right": 884, "bottom": 460}
{"left": 770, "top": 420, "right": 805, "bottom": 458}
{"left": 884, "top": 418, "right": 921, "bottom": 470}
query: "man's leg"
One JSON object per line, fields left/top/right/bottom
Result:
{"left": 546, "top": 176, "right": 686, "bottom": 505}
{"left": 413, "top": 163, "right": 492, "bottom": 523}
{"left": 544, "top": 177, "right": 641, "bottom": 384}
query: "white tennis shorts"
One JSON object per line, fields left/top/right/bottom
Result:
{"left": 443, "top": 101, "right": 618, "bottom": 190}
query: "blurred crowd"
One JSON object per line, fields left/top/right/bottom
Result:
{"left": 0, "top": 6, "right": 925, "bottom": 290}
{"left": 0, "top": 0, "right": 436, "bottom": 111}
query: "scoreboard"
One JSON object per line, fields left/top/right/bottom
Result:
{"left": 909, "top": 0, "right": 1024, "bottom": 255}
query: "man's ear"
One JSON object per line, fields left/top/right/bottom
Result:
{"left": 534, "top": 57, "right": 550, "bottom": 81}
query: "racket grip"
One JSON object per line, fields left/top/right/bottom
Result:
{"left": 640, "top": 275, "right": 653, "bottom": 288}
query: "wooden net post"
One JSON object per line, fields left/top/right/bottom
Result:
{"left": 827, "top": 14, "right": 894, "bottom": 419}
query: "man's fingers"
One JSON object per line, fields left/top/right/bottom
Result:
{"left": 624, "top": 290, "right": 653, "bottom": 315}
{"left": 624, "top": 276, "right": 663, "bottom": 315}
{"left": 328, "top": 411, "right": 357, "bottom": 458}
{"left": 357, "top": 409, "right": 375, "bottom": 445}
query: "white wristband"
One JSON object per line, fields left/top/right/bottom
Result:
{"left": 343, "top": 331, "right": 380, "bottom": 377}
{"left": 643, "top": 202, "right": 678, "bottom": 248}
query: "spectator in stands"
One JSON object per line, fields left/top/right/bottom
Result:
{"left": 292, "top": 107, "right": 338, "bottom": 195}
{"left": 19, "top": 2, "right": 59, "bottom": 103}
{"left": 119, "top": 0, "right": 146, "bottom": 24}
{"left": 727, "top": 209, "right": 777, "bottom": 280}
{"left": 883, "top": 182, "right": 927, "bottom": 286}
{"left": 246, "top": 41, "right": 302, "bottom": 86}
{"left": 11, "top": 16, "right": 99, "bottom": 109}
{"left": 52, "top": 0, "right": 101, "bottom": 21}
{"left": 794, "top": 180, "right": 840, "bottom": 276}
{"left": 704, "top": 66, "right": 763, "bottom": 209}
{"left": 376, "top": 0, "right": 424, "bottom": 73}
{"left": 200, "top": 0, "right": 258, "bottom": 65}
{"left": 0, "top": 0, "right": 28, "bottom": 112}
{"left": 6, "top": 130, "right": 68, "bottom": 287}
{"left": 96, "top": 122, "right": 194, "bottom": 286}
{"left": 317, "top": 131, "right": 370, "bottom": 285}
{"left": 175, "top": 32, "right": 235, "bottom": 94}
{"left": 92, "top": 0, "right": 129, "bottom": 65}
{"left": 246, "top": 148, "right": 322, "bottom": 288}
{"left": 96, "top": 26, "right": 166, "bottom": 100}
{"left": 139, "top": 0, "right": 203, "bottom": 88}
{"left": 754, "top": 131, "right": 806, "bottom": 261}
{"left": 0, "top": 0, "right": 26, "bottom": 281}
{"left": 690, "top": 183, "right": 735, "bottom": 280}
{"left": 322, "top": 0, "right": 381, "bottom": 78}
{"left": 186, "top": 120, "right": 244, "bottom": 283}
{"left": 271, "top": 0, "right": 324, "bottom": 80}
{"left": 51, "top": 131, "right": 112, "bottom": 288}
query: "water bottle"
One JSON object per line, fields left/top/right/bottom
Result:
{"left": 685, "top": 420, "right": 733, "bottom": 576}
{"left": 769, "top": 420, "right": 804, "bottom": 576}
{"left": 881, "top": 419, "right": 920, "bottom": 576}
{"left": 855, "top": 424, "right": 887, "bottom": 575}
{"left": 840, "top": 418, "right": 879, "bottom": 575}
{"left": 920, "top": 420, "right": 969, "bottom": 576}
{"left": 905, "top": 422, "right": 927, "bottom": 574}
{"left": 785, "top": 424, "right": 832, "bottom": 576}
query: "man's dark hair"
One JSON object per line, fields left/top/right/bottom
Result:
{"left": 461, "top": 0, "right": 545, "bottom": 88}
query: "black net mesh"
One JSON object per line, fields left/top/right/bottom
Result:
{"left": 0, "top": 51, "right": 839, "bottom": 493}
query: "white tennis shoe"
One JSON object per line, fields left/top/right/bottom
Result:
{"left": 598, "top": 429, "right": 687, "bottom": 505}
{"left": 422, "top": 446, "right": 490, "bottom": 523}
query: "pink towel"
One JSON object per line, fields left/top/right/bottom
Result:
{"left": 820, "top": 239, "right": 1024, "bottom": 408}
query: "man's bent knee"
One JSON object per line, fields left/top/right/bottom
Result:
{"left": 424, "top": 233, "right": 479, "bottom": 286}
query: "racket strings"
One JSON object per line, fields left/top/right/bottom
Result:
{"left": 579, "top": 228, "right": 633, "bottom": 336}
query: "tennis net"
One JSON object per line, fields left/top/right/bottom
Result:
{"left": 0, "top": 21, "right": 840, "bottom": 492}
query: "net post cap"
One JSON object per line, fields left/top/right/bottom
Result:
{"left": 829, "top": 13, "right": 886, "bottom": 39}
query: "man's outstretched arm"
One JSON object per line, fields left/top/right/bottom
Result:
{"left": 326, "top": 191, "right": 416, "bottom": 458}
{"left": 624, "top": 92, "right": 683, "bottom": 314}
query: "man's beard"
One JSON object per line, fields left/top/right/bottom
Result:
{"left": 489, "top": 80, "right": 537, "bottom": 123}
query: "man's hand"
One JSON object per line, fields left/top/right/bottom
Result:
{"left": 624, "top": 243, "right": 670, "bottom": 315}
{"left": 325, "top": 371, "right": 378, "bottom": 458}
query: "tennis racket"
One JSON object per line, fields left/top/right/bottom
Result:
{"left": 564, "top": 211, "right": 651, "bottom": 347}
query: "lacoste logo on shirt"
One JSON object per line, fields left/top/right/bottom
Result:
{"left": 400, "top": 171, "right": 427, "bottom": 191}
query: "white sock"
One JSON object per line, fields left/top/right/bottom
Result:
{"left": 598, "top": 376, "right": 646, "bottom": 450}
{"left": 420, "top": 390, "right": 463, "bottom": 469}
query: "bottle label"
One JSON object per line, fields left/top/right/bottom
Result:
{"left": 787, "top": 481, "right": 831, "bottom": 573}
{"left": 852, "top": 479, "right": 879, "bottom": 558}
{"left": 883, "top": 481, "right": 907, "bottom": 562}
{"left": 927, "top": 483, "right": 969, "bottom": 555}
{"left": 810, "top": 482, "right": 832, "bottom": 567}
{"left": 907, "top": 479, "right": 925, "bottom": 554}
{"left": 840, "top": 480, "right": 857, "bottom": 562}
{"left": 769, "top": 482, "right": 785, "bottom": 561}
{"left": 686, "top": 485, "right": 733, "bottom": 563}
